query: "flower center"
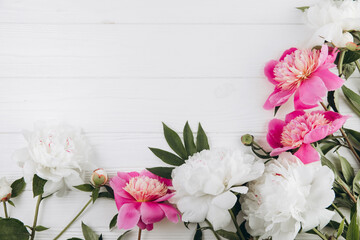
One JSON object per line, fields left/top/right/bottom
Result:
{"left": 281, "top": 112, "right": 330, "bottom": 147}
{"left": 274, "top": 49, "right": 320, "bottom": 90}
{"left": 123, "top": 176, "right": 168, "bottom": 202}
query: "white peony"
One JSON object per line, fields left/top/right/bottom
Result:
{"left": 241, "top": 152, "right": 335, "bottom": 240}
{"left": 304, "top": 0, "right": 360, "bottom": 47}
{"left": 171, "top": 148, "right": 264, "bottom": 230}
{"left": 13, "top": 122, "right": 94, "bottom": 196}
{"left": 0, "top": 177, "right": 12, "bottom": 201}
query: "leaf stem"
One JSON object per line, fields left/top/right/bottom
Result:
{"left": 137, "top": 228, "right": 142, "bottom": 240}
{"left": 53, "top": 198, "right": 92, "bottom": 240}
{"left": 229, "top": 210, "right": 245, "bottom": 240}
{"left": 312, "top": 228, "right": 327, "bottom": 240}
{"left": 331, "top": 203, "right": 349, "bottom": 226}
{"left": 355, "top": 60, "right": 360, "bottom": 73}
{"left": 30, "top": 194, "right": 43, "bottom": 240}
{"left": 205, "top": 219, "right": 221, "bottom": 240}
{"left": 3, "top": 201, "right": 8, "bottom": 218}
{"left": 320, "top": 102, "right": 360, "bottom": 165}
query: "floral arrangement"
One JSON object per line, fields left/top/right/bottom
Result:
{"left": 2, "top": 0, "right": 360, "bottom": 239}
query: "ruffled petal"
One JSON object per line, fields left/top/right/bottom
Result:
{"left": 294, "top": 144, "right": 320, "bottom": 164}
{"left": 267, "top": 119, "right": 286, "bottom": 148}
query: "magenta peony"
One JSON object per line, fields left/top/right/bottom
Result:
{"left": 110, "top": 170, "right": 180, "bottom": 231}
{"left": 267, "top": 110, "right": 349, "bottom": 163}
{"left": 264, "top": 45, "right": 344, "bottom": 110}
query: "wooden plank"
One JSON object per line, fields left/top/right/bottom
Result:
{"left": 0, "top": 0, "right": 317, "bottom": 24}
{"left": 0, "top": 24, "right": 311, "bottom": 78}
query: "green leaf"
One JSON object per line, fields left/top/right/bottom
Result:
{"left": 104, "top": 185, "right": 114, "bottom": 198}
{"left": 342, "top": 85, "right": 360, "bottom": 117}
{"left": 0, "top": 218, "right": 30, "bottom": 240}
{"left": 193, "top": 223, "right": 203, "bottom": 240}
{"left": 296, "top": 6, "right": 309, "bottom": 12}
{"left": 354, "top": 171, "right": 360, "bottom": 195}
{"left": 109, "top": 214, "right": 118, "bottom": 230}
{"left": 98, "top": 192, "right": 114, "bottom": 199}
{"left": 346, "top": 212, "right": 360, "bottom": 240}
{"left": 274, "top": 105, "right": 281, "bottom": 116}
{"left": 343, "top": 50, "right": 360, "bottom": 64}
{"left": 183, "top": 122, "right": 197, "bottom": 157}
{"left": 321, "top": 156, "right": 339, "bottom": 176}
{"left": 74, "top": 184, "right": 95, "bottom": 192}
{"left": 149, "top": 148, "right": 185, "bottom": 166}
{"left": 337, "top": 218, "right": 345, "bottom": 239}
{"left": 92, "top": 188, "right": 100, "bottom": 203}
{"left": 146, "top": 167, "right": 174, "bottom": 179}
{"left": 35, "top": 225, "right": 49, "bottom": 232}
{"left": 117, "top": 230, "right": 131, "bottom": 240}
{"left": 338, "top": 153, "right": 355, "bottom": 185}
{"left": 216, "top": 230, "right": 240, "bottom": 240}
{"left": 196, "top": 123, "right": 209, "bottom": 152}
{"left": 67, "top": 238, "right": 83, "bottom": 240}
{"left": 11, "top": 177, "right": 26, "bottom": 198}
{"left": 82, "top": 222, "right": 99, "bottom": 240}
{"left": 327, "top": 90, "right": 339, "bottom": 112}
{"left": 344, "top": 128, "right": 360, "bottom": 150}
{"left": 343, "top": 62, "right": 356, "bottom": 79}
{"left": 32, "top": 174, "right": 47, "bottom": 197}
{"left": 162, "top": 123, "right": 188, "bottom": 160}
{"left": 7, "top": 200, "right": 15, "bottom": 207}
{"left": 320, "top": 141, "right": 338, "bottom": 155}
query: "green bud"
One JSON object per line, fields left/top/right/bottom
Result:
{"left": 241, "top": 134, "right": 254, "bottom": 146}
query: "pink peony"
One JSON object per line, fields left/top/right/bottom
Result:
{"left": 110, "top": 170, "right": 180, "bottom": 231}
{"left": 264, "top": 45, "right": 344, "bottom": 110}
{"left": 267, "top": 110, "right": 349, "bottom": 164}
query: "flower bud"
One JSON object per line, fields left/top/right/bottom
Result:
{"left": 0, "top": 177, "right": 12, "bottom": 202}
{"left": 90, "top": 168, "right": 108, "bottom": 187}
{"left": 241, "top": 134, "right": 254, "bottom": 146}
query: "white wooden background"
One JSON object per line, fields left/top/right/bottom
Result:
{"left": 1, "top": 0, "right": 359, "bottom": 239}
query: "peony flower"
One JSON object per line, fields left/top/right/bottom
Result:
{"left": 267, "top": 110, "right": 349, "bottom": 164}
{"left": 241, "top": 152, "right": 335, "bottom": 240}
{"left": 13, "top": 122, "right": 94, "bottom": 196}
{"left": 90, "top": 168, "right": 108, "bottom": 187}
{"left": 264, "top": 45, "right": 344, "bottom": 110}
{"left": 0, "top": 177, "right": 12, "bottom": 202}
{"left": 110, "top": 170, "right": 180, "bottom": 231}
{"left": 171, "top": 148, "right": 264, "bottom": 230}
{"left": 304, "top": 0, "right": 360, "bottom": 48}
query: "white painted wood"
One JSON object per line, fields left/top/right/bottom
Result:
{"left": 0, "top": 0, "right": 358, "bottom": 239}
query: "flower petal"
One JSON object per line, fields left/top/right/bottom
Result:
{"left": 303, "top": 125, "right": 330, "bottom": 144}
{"left": 270, "top": 146, "right": 295, "bottom": 156}
{"left": 154, "top": 193, "right": 175, "bottom": 203}
{"left": 313, "top": 68, "right": 344, "bottom": 91}
{"left": 323, "top": 112, "right": 350, "bottom": 134}
{"left": 117, "top": 203, "right": 141, "bottom": 230}
{"left": 140, "top": 202, "right": 165, "bottom": 224}
{"left": 267, "top": 119, "right": 286, "bottom": 148}
{"left": 212, "top": 191, "right": 237, "bottom": 210}
{"left": 230, "top": 186, "right": 248, "bottom": 194}
{"left": 279, "top": 48, "right": 297, "bottom": 61}
{"left": 299, "top": 76, "right": 327, "bottom": 105}
{"left": 264, "top": 88, "right": 294, "bottom": 110}
{"left": 294, "top": 144, "right": 320, "bottom": 164}
{"left": 264, "top": 60, "right": 279, "bottom": 85}
{"left": 294, "top": 90, "right": 318, "bottom": 110}
{"left": 285, "top": 110, "right": 305, "bottom": 123}
{"left": 158, "top": 203, "right": 181, "bottom": 223}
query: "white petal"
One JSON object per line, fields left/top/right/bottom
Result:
{"left": 206, "top": 204, "right": 231, "bottom": 230}
{"left": 212, "top": 191, "right": 237, "bottom": 210}
{"left": 230, "top": 186, "right": 248, "bottom": 194}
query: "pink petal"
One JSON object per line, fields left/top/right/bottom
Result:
{"left": 279, "top": 48, "right": 297, "bottom": 61}
{"left": 294, "top": 90, "right": 318, "bottom": 110}
{"left": 294, "top": 144, "right": 320, "bottom": 164}
{"left": 304, "top": 125, "right": 330, "bottom": 144}
{"left": 264, "top": 88, "right": 294, "bottom": 110}
{"left": 117, "top": 203, "right": 141, "bottom": 230}
{"left": 137, "top": 219, "right": 154, "bottom": 231}
{"left": 140, "top": 202, "right": 165, "bottom": 224}
{"left": 328, "top": 116, "right": 350, "bottom": 135}
{"left": 318, "top": 45, "right": 329, "bottom": 66}
{"left": 298, "top": 76, "right": 327, "bottom": 105}
{"left": 140, "top": 170, "right": 172, "bottom": 187}
{"left": 313, "top": 68, "right": 344, "bottom": 91}
{"left": 285, "top": 110, "right": 305, "bottom": 123}
{"left": 270, "top": 146, "right": 296, "bottom": 156}
{"left": 264, "top": 60, "right": 279, "bottom": 85}
{"left": 158, "top": 203, "right": 181, "bottom": 223}
{"left": 267, "top": 119, "right": 286, "bottom": 148}
{"left": 117, "top": 172, "right": 139, "bottom": 182}
{"left": 154, "top": 193, "right": 175, "bottom": 203}
{"left": 110, "top": 176, "right": 133, "bottom": 200}
{"left": 114, "top": 193, "right": 135, "bottom": 210}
